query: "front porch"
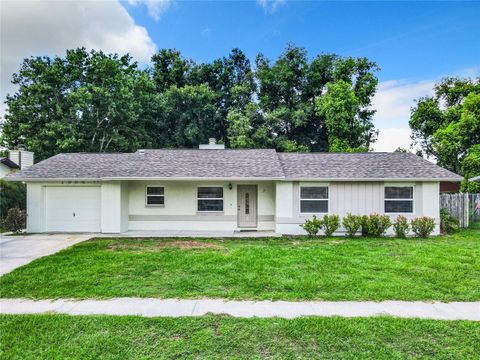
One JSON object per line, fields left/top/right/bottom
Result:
{"left": 123, "top": 180, "right": 276, "bottom": 233}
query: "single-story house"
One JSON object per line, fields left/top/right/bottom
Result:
{"left": 5, "top": 140, "right": 462, "bottom": 235}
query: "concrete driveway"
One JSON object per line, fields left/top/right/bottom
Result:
{"left": 0, "top": 233, "right": 95, "bottom": 276}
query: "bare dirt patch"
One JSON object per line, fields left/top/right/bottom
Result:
{"left": 328, "top": 240, "right": 346, "bottom": 245}
{"left": 107, "top": 240, "right": 224, "bottom": 252}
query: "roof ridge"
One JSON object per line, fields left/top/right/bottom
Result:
{"left": 5, "top": 148, "right": 463, "bottom": 182}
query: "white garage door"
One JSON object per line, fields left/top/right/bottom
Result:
{"left": 45, "top": 186, "right": 101, "bottom": 232}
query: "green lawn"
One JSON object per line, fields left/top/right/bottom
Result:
{"left": 1, "top": 314, "right": 479, "bottom": 359}
{"left": 1, "top": 229, "right": 479, "bottom": 301}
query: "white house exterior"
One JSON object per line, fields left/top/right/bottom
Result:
{"left": 0, "top": 148, "right": 34, "bottom": 179}
{"left": 0, "top": 160, "right": 16, "bottom": 178}
{"left": 6, "top": 144, "right": 462, "bottom": 235}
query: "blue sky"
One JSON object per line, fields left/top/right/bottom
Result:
{"left": 2, "top": 0, "right": 479, "bottom": 151}
{"left": 125, "top": 1, "right": 479, "bottom": 81}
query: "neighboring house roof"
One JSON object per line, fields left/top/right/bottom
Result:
{"left": 0, "top": 157, "right": 20, "bottom": 169}
{"left": 470, "top": 175, "right": 480, "bottom": 182}
{"left": 5, "top": 149, "right": 463, "bottom": 182}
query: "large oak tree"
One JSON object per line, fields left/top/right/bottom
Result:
{"left": 1, "top": 45, "right": 380, "bottom": 160}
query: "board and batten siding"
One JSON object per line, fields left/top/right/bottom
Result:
{"left": 276, "top": 181, "right": 440, "bottom": 235}
{"left": 330, "top": 182, "right": 383, "bottom": 216}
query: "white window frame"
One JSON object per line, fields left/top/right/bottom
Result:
{"left": 145, "top": 185, "right": 165, "bottom": 207}
{"left": 384, "top": 185, "right": 414, "bottom": 214}
{"left": 197, "top": 185, "right": 224, "bottom": 213}
{"left": 299, "top": 186, "right": 329, "bottom": 214}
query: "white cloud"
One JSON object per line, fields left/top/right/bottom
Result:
{"left": 373, "top": 128, "right": 413, "bottom": 152}
{"left": 0, "top": 0, "right": 157, "bottom": 119}
{"left": 128, "top": 0, "right": 173, "bottom": 21}
{"left": 371, "top": 67, "right": 478, "bottom": 152}
{"left": 257, "top": 0, "right": 285, "bottom": 14}
{"left": 370, "top": 79, "right": 436, "bottom": 152}
{"left": 372, "top": 79, "right": 435, "bottom": 128}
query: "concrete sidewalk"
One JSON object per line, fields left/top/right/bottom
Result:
{"left": 1, "top": 298, "right": 479, "bottom": 321}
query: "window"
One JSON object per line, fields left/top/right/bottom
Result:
{"left": 384, "top": 186, "right": 413, "bottom": 213}
{"left": 197, "top": 186, "right": 223, "bottom": 212}
{"left": 146, "top": 186, "right": 164, "bottom": 206}
{"left": 300, "top": 186, "right": 328, "bottom": 213}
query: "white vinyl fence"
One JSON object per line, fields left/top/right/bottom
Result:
{"left": 440, "top": 193, "right": 480, "bottom": 228}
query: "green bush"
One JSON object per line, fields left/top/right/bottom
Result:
{"left": 360, "top": 215, "right": 370, "bottom": 236}
{"left": 411, "top": 217, "right": 436, "bottom": 238}
{"left": 0, "top": 180, "right": 26, "bottom": 220}
{"left": 393, "top": 215, "right": 409, "bottom": 238}
{"left": 440, "top": 209, "right": 459, "bottom": 234}
{"left": 342, "top": 213, "right": 362, "bottom": 237}
{"left": 300, "top": 215, "right": 323, "bottom": 236}
{"left": 2, "top": 208, "right": 26, "bottom": 233}
{"left": 366, "top": 214, "right": 392, "bottom": 237}
{"left": 320, "top": 214, "right": 339, "bottom": 236}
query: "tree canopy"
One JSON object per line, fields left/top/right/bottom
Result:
{"left": 1, "top": 45, "right": 379, "bottom": 161}
{"left": 409, "top": 77, "right": 480, "bottom": 191}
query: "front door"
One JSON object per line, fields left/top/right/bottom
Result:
{"left": 237, "top": 185, "right": 257, "bottom": 228}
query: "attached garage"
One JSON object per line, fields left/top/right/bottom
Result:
{"left": 45, "top": 186, "right": 101, "bottom": 232}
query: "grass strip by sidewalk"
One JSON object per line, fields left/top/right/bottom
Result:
{"left": 1, "top": 229, "right": 479, "bottom": 301}
{"left": 0, "top": 315, "right": 480, "bottom": 359}
{"left": 1, "top": 314, "right": 479, "bottom": 359}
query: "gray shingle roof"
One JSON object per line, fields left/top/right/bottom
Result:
{"left": 5, "top": 149, "right": 463, "bottom": 181}
{"left": 278, "top": 152, "right": 463, "bottom": 181}
{"left": 5, "top": 149, "right": 284, "bottom": 180}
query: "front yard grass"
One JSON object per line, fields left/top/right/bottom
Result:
{"left": 0, "top": 229, "right": 479, "bottom": 301}
{"left": 1, "top": 314, "right": 479, "bottom": 359}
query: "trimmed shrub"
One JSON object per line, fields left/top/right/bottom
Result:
{"left": 342, "top": 213, "right": 362, "bottom": 237}
{"left": 2, "top": 208, "right": 26, "bottom": 233}
{"left": 440, "top": 209, "right": 459, "bottom": 234}
{"left": 300, "top": 215, "right": 323, "bottom": 236}
{"left": 321, "top": 214, "right": 340, "bottom": 236}
{"left": 393, "top": 215, "right": 409, "bottom": 238}
{"left": 411, "top": 217, "right": 436, "bottom": 238}
{"left": 360, "top": 215, "right": 370, "bottom": 236}
{"left": 366, "top": 214, "right": 392, "bottom": 237}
